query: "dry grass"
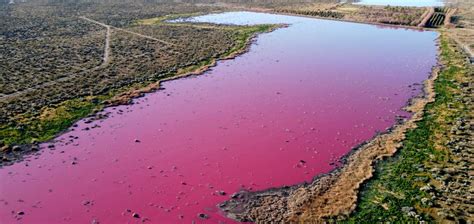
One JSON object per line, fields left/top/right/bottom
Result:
{"left": 275, "top": 3, "right": 427, "bottom": 26}
{"left": 447, "top": 0, "right": 474, "bottom": 58}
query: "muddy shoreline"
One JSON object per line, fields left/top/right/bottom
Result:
{"left": 217, "top": 41, "right": 441, "bottom": 222}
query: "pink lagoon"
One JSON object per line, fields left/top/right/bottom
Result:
{"left": 0, "top": 12, "right": 438, "bottom": 223}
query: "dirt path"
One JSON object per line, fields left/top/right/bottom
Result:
{"left": 418, "top": 7, "right": 435, "bottom": 27}
{"left": 444, "top": 8, "right": 457, "bottom": 26}
{"left": 79, "top": 16, "right": 112, "bottom": 65}
{"left": 80, "top": 16, "right": 175, "bottom": 47}
{"left": 104, "top": 25, "right": 111, "bottom": 65}
{"left": 113, "top": 26, "right": 176, "bottom": 46}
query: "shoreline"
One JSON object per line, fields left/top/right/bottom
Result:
{"left": 106, "top": 24, "right": 282, "bottom": 107}
{"left": 217, "top": 39, "right": 441, "bottom": 222}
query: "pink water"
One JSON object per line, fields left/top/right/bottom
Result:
{"left": 0, "top": 12, "right": 437, "bottom": 223}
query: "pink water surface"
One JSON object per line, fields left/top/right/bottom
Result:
{"left": 0, "top": 12, "right": 437, "bottom": 223}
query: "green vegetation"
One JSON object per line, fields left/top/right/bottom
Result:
{"left": 345, "top": 34, "right": 471, "bottom": 222}
{"left": 0, "top": 97, "right": 103, "bottom": 145}
{"left": 223, "top": 24, "right": 277, "bottom": 57}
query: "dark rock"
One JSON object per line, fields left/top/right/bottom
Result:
{"left": 82, "top": 200, "right": 91, "bottom": 206}
{"left": 231, "top": 192, "right": 243, "bottom": 199}
{"left": 132, "top": 213, "right": 140, "bottom": 218}
{"left": 197, "top": 213, "right": 209, "bottom": 219}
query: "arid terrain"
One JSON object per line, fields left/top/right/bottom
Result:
{"left": 0, "top": 0, "right": 472, "bottom": 223}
